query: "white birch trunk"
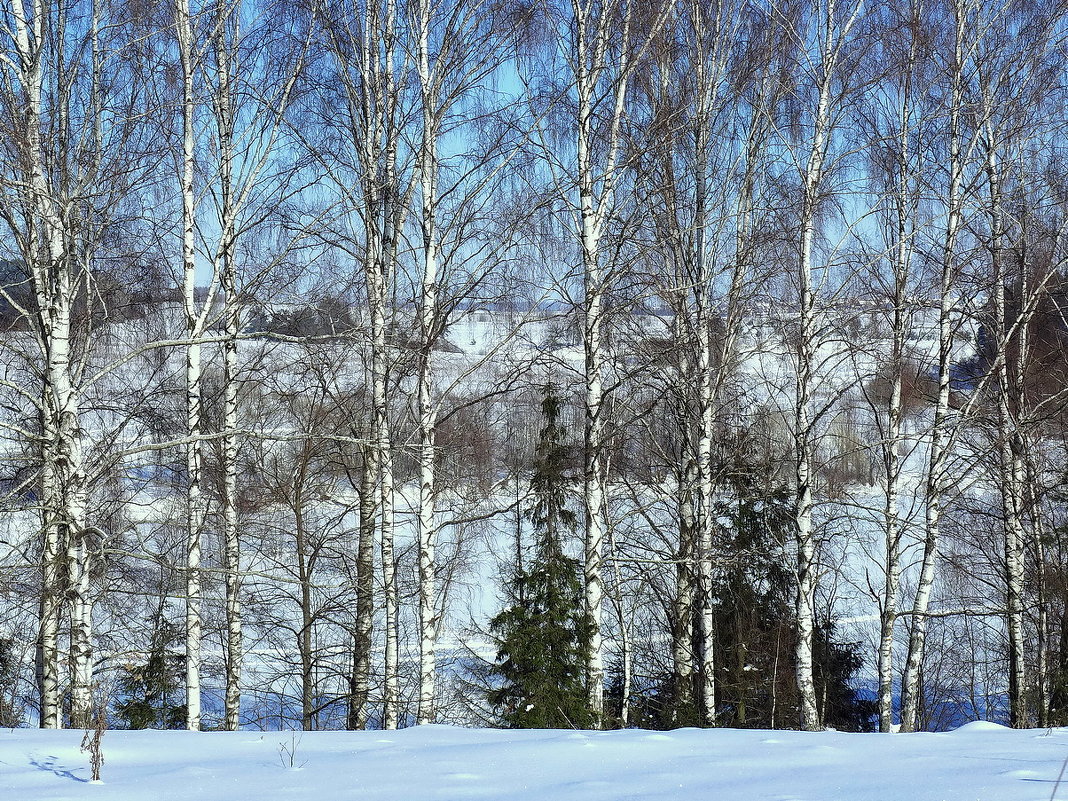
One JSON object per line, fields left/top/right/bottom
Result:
{"left": 293, "top": 469, "right": 315, "bottom": 730}
{"left": 877, "top": 284, "right": 905, "bottom": 734}
{"left": 222, "top": 271, "right": 241, "bottom": 730}
{"left": 213, "top": 7, "right": 242, "bottom": 732}
{"left": 673, "top": 352, "right": 697, "bottom": 718}
{"left": 58, "top": 318, "right": 91, "bottom": 727}
{"left": 986, "top": 133, "right": 1028, "bottom": 728}
{"left": 1000, "top": 342, "right": 1028, "bottom": 730}
{"left": 363, "top": 186, "right": 397, "bottom": 729}
{"left": 369, "top": 0, "right": 402, "bottom": 732}
{"left": 379, "top": 395, "right": 398, "bottom": 730}
{"left": 326, "top": 0, "right": 405, "bottom": 728}
{"left": 13, "top": 0, "right": 90, "bottom": 728}
{"left": 374, "top": 132, "right": 400, "bottom": 731}
{"left": 1006, "top": 208, "right": 1030, "bottom": 735}
{"left": 177, "top": 0, "right": 204, "bottom": 731}
{"left": 900, "top": 2, "right": 965, "bottom": 731}
{"left": 184, "top": 321, "right": 203, "bottom": 734}
{"left": 694, "top": 184, "right": 717, "bottom": 728}
{"left": 415, "top": 0, "right": 440, "bottom": 724}
{"left": 18, "top": 0, "right": 60, "bottom": 729}
{"left": 568, "top": 0, "right": 670, "bottom": 724}
{"left": 690, "top": 38, "right": 717, "bottom": 721}
{"left": 793, "top": 60, "right": 829, "bottom": 740}
{"left": 38, "top": 285, "right": 91, "bottom": 728}
{"left": 617, "top": 600, "right": 632, "bottom": 727}
{"left": 38, "top": 456, "right": 62, "bottom": 729}
{"left": 791, "top": 0, "right": 862, "bottom": 731}
{"left": 48, "top": 271, "right": 91, "bottom": 727}
{"left": 35, "top": 256, "right": 65, "bottom": 732}
{"left": 1035, "top": 494, "right": 1049, "bottom": 727}
{"left": 571, "top": 0, "right": 624, "bottom": 726}
{"left": 580, "top": 183, "right": 607, "bottom": 727}
{"left": 794, "top": 206, "right": 819, "bottom": 732}
{"left": 877, "top": 43, "right": 916, "bottom": 732}
{"left": 690, "top": 11, "right": 744, "bottom": 720}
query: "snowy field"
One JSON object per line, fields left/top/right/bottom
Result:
{"left": 2, "top": 723, "right": 1068, "bottom": 801}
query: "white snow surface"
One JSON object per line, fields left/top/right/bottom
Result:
{"left": 3, "top": 723, "right": 1067, "bottom": 801}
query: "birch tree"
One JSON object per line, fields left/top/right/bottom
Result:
{"left": 780, "top": 0, "right": 864, "bottom": 731}
{"left": 408, "top": 0, "right": 527, "bottom": 724}
{"left": 972, "top": 2, "right": 1063, "bottom": 725}
{"left": 860, "top": 0, "right": 926, "bottom": 732}
{"left": 205, "top": 0, "right": 307, "bottom": 731}
{"left": 0, "top": 0, "right": 152, "bottom": 728}
{"left": 899, "top": 0, "right": 985, "bottom": 732}
{"left": 314, "top": 0, "right": 410, "bottom": 729}
{"left": 898, "top": 1, "right": 960, "bottom": 734}
{"left": 689, "top": 0, "right": 784, "bottom": 727}
{"left": 174, "top": 0, "right": 211, "bottom": 731}
{"left": 542, "top": 0, "right": 672, "bottom": 726}
{"left": 634, "top": 0, "right": 783, "bottom": 726}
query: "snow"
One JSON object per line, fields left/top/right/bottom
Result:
{"left": 3, "top": 724, "right": 1067, "bottom": 801}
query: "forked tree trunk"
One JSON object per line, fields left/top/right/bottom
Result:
{"left": 214, "top": 12, "right": 243, "bottom": 732}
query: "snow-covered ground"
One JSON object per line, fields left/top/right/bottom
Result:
{"left": 2, "top": 723, "right": 1067, "bottom": 801}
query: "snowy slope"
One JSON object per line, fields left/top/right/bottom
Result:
{"left": 2, "top": 723, "right": 1066, "bottom": 801}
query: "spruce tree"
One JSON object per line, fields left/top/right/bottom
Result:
{"left": 114, "top": 617, "right": 187, "bottom": 730}
{"left": 489, "top": 384, "right": 593, "bottom": 729}
{"left": 0, "top": 636, "right": 19, "bottom": 726}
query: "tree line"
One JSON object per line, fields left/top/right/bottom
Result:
{"left": 0, "top": 0, "right": 1067, "bottom": 734}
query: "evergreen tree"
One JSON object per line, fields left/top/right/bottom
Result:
{"left": 622, "top": 486, "right": 875, "bottom": 731}
{"left": 813, "top": 620, "right": 878, "bottom": 732}
{"left": 489, "top": 385, "right": 593, "bottom": 729}
{"left": 0, "top": 636, "right": 19, "bottom": 726}
{"left": 712, "top": 489, "right": 875, "bottom": 731}
{"left": 114, "top": 617, "right": 187, "bottom": 730}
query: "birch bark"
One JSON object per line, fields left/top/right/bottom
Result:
{"left": 573, "top": 16, "right": 608, "bottom": 716}
{"left": 215, "top": 19, "right": 242, "bottom": 727}
{"left": 315, "top": 0, "right": 406, "bottom": 728}
{"left": 900, "top": 0, "right": 966, "bottom": 732}
{"left": 985, "top": 126, "right": 1028, "bottom": 729}
{"left": 414, "top": 0, "right": 441, "bottom": 723}
{"left": 785, "top": 0, "right": 865, "bottom": 731}
{"left": 568, "top": 0, "right": 665, "bottom": 726}
{"left": 175, "top": 0, "right": 207, "bottom": 730}
{"left": 8, "top": 0, "right": 91, "bottom": 728}
{"left": 874, "top": 10, "right": 919, "bottom": 731}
